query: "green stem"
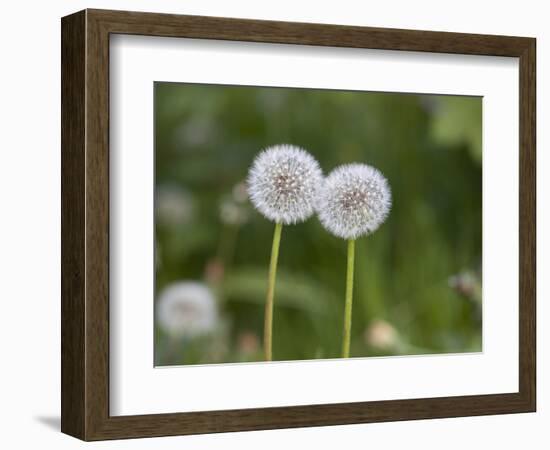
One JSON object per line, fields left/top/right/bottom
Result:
{"left": 342, "top": 239, "right": 356, "bottom": 358}
{"left": 264, "top": 222, "right": 283, "bottom": 361}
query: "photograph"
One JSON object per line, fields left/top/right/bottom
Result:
{"left": 153, "top": 82, "right": 482, "bottom": 366}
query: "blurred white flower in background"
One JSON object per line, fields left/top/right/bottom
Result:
{"left": 155, "top": 184, "right": 194, "bottom": 227}
{"left": 219, "top": 181, "right": 250, "bottom": 226}
{"left": 364, "top": 319, "right": 399, "bottom": 351}
{"left": 220, "top": 200, "right": 249, "bottom": 226}
{"left": 247, "top": 144, "right": 323, "bottom": 224}
{"left": 220, "top": 201, "right": 249, "bottom": 226}
{"left": 237, "top": 331, "right": 260, "bottom": 355}
{"left": 232, "top": 181, "right": 249, "bottom": 203}
{"left": 174, "top": 116, "right": 215, "bottom": 148}
{"left": 317, "top": 163, "right": 392, "bottom": 240}
{"left": 448, "top": 269, "right": 482, "bottom": 303}
{"left": 156, "top": 281, "right": 218, "bottom": 338}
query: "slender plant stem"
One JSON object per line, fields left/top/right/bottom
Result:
{"left": 342, "top": 239, "right": 356, "bottom": 358}
{"left": 264, "top": 222, "right": 283, "bottom": 361}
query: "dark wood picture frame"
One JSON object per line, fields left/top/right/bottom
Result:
{"left": 61, "top": 8, "right": 536, "bottom": 441}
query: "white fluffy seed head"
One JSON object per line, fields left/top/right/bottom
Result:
{"left": 156, "top": 281, "right": 218, "bottom": 338}
{"left": 317, "top": 163, "right": 392, "bottom": 240}
{"left": 247, "top": 144, "right": 323, "bottom": 225}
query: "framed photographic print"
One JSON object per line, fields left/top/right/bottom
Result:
{"left": 61, "top": 9, "right": 536, "bottom": 440}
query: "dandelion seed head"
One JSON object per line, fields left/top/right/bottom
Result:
{"left": 317, "top": 163, "right": 391, "bottom": 240}
{"left": 156, "top": 281, "right": 218, "bottom": 338}
{"left": 247, "top": 144, "right": 323, "bottom": 224}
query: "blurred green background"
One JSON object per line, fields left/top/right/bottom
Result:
{"left": 154, "top": 82, "right": 482, "bottom": 366}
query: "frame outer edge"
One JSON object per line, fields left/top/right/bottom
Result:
{"left": 60, "top": 8, "right": 537, "bottom": 440}
{"left": 61, "top": 10, "right": 87, "bottom": 440}
{"left": 84, "top": 8, "right": 112, "bottom": 440}
{"left": 518, "top": 38, "right": 536, "bottom": 410}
